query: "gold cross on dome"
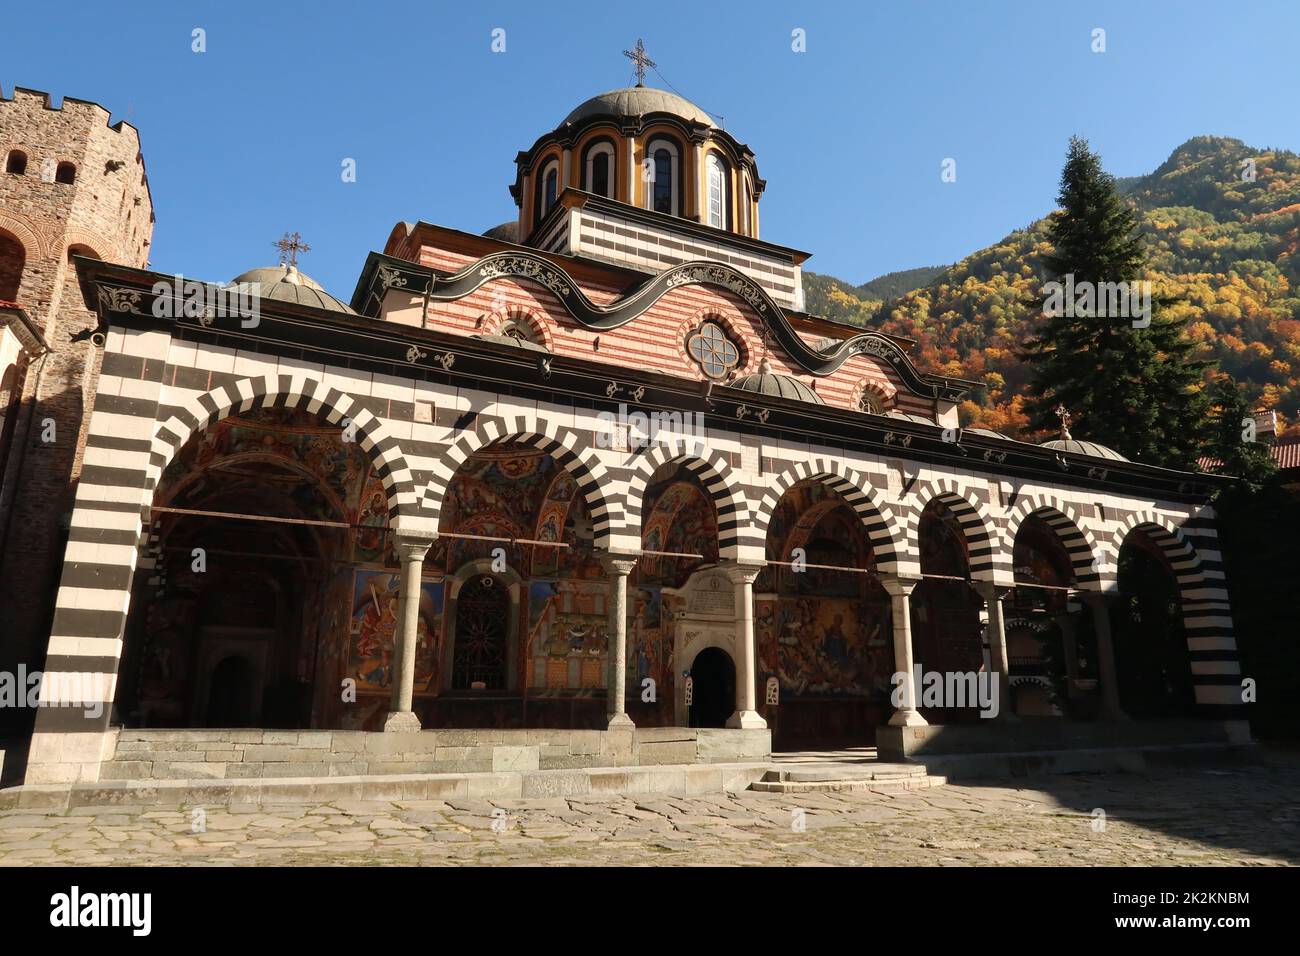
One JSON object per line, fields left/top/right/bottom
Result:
{"left": 1055, "top": 404, "right": 1073, "bottom": 440}
{"left": 623, "top": 38, "right": 655, "bottom": 87}
{"left": 274, "top": 231, "right": 311, "bottom": 267}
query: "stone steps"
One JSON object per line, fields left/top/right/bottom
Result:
{"left": 0, "top": 761, "right": 775, "bottom": 810}
{"left": 749, "top": 763, "right": 947, "bottom": 793}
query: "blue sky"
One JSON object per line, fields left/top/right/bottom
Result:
{"left": 4, "top": 0, "right": 1298, "bottom": 295}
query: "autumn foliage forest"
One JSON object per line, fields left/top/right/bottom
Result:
{"left": 804, "top": 136, "right": 1300, "bottom": 441}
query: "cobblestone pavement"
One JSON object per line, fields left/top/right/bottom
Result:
{"left": 1, "top": 764, "right": 1297, "bottom": 866}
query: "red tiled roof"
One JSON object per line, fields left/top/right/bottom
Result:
{"left": 1199, "top": 434, "right": 1300, "bottom": 473}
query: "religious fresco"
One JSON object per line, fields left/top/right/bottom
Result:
{"left": 526, "top": 580, "right": 609, "bottom": 693}
{"left": 348, "top": 571, "right": 444, "bottom": 695}
{"left": 758, "top": 481, "right": 875, "bottom": 594}
{"left": 353, "top": 473, "right": 391, "bottom": 565}
{"left": 754, "top": 480, "right": 892, "bottom": 699}
{"left": 637, "top": 476, "right": 718, "bottom": 588}
{"left": 757, "top": 595, "right": 893, "bottom": 697}
{"left": 160, "top": 408, "right": 369, "bottom": 521}
{"left": 628, "top": 586, "right": 671, "bottom": 696}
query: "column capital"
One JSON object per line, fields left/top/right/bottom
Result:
{"left": 718, "top": 559, "right": 764, "bottom": 585}
{"left": 599, "top": 551, "right": 639, "bottom": 576}
{"left": 880, "top": 574, "right": 922, "bottom": 598}
{"left": 394, "top": 534, "right": 434, "bottom": 563}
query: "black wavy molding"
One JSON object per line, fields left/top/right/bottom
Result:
{"left": 412, "top": 251, "right": 959, "bottom": 398}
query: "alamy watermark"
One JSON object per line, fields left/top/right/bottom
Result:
{"left": 1042, "top": 273, "right": 1152, "bottom": 328}
{"left": 0, "top": 666, "right": 109, "bottom": 718}
{"left": 151, "top": 274, "right": 261, "bottom": 328}
{"left": 594, "top": 403, "right": 707, "bottom": 451}
{"left": 891, "top": 665, "right": 999, "bottom": 718}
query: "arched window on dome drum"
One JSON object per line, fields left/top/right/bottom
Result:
{"left": 646, "top": 138, "right": 679, "bottom": 216}
{"left": 706, "top": 153, "right": 728, "bottom": 229}
{"left": 543, "top": 167, "right": 558, "bottom": 214}
{"left": 535, "top": 157, "right": 560, "bottom": 228}
{"left": 740, "top": 172, "right": 752, "bottom": 236}
{"left": 583, "top": 141, "right": 615, "bottom": 198}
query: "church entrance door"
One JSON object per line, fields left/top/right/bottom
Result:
{"left": 688, "top": 647, "right": 735, "bottom": 729}
{"left": 451, "top": 574, "right": 510, "bottom": 690}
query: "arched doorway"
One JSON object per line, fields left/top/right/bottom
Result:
{"left": 451, "top": 573, "right": 510, "bottom": 690}
{"left": 1114, "top": 529, "right": 1195, "bottom": 717}
{"left": 688, "top": 647, "right": 735, "bottom": 728}
{"left": 206, "top": 656, "right": 257, "bottom": 727}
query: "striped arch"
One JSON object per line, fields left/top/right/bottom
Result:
{"left": 426, "top": 412, "right": 619, "bottom": 551}
{"left": 754, "top": 457, "right": 902, "bottom": 574}
{"left": 150, "top": 374, "right": 418, "bottom": 523}
{"left": 906, "top": 478, "right": 1004, "bottom": 583}
{"left": 625, "top": 437, "right": 751, "bottom": 561}
{"left": 1003, "top": 495, "right": 1104, "bottom": 591}
{"left": 1109, "top": 511, "right": 1204, "bottom": 587}
{"left": 1110, "top": 510, "right": 1241, "bottom": 701}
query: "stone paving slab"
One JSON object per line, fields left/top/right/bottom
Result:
{"left": 0, "top": 763, "right": 1297, "bottom": 866}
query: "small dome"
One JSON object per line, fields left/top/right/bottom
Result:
{"left": 885, "top": 410, "right": 937, "bottom": 426}
{"left": 231, "top": 264, "right": 354, "bottom": 314}
{"left": 473, "top": 333, "right": 549, "bottom": 352}
{"left": 731, "top": 358, "right": 824, "bottom": 404}
{"left": 562, "top": 87, "right": 714, "bottom": 127}
{"left": 483, "top": 221, "right": 520, "bottom": 243}
{"left": 967, "top": 427, "right": 1013, "bottom": 440}
{"left": 1040, "top": 438, "right": 1129, "bottom": 462}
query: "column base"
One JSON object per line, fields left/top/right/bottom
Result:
{"left": 726, "top": 710, "right": 767, "bottom": 730}
{"left": 383, "top": 711, "right": 422, "bottom": 733}
{"left": 606, "top": 713, "right": 635, "bottom": 730}
{"left": 888, "top": 708, "right": 929, "bottom": 728}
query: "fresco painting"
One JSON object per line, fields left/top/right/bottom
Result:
{"left": 349, "top": 571, "right": 444, "bottom": 694}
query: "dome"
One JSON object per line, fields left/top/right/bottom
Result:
{"left": 1040, "top": 438, "right": 1129, "bottom": 462}
{"left": 562, "top": 86, "right": 714, "bottom": 127}
{"left": 482, "top": 221, "right": 520, "bottom": 243}
{"left": 731, "top": 359, "right": 824, "bottom": 405}
{"left": 885, "top": 410, "right": 937, "bottom": 426}
{"left": 473, "top": 333, "right": 549, "bottom": 352}
{"left": 231, "top": 264, "right": 354, "bottom": 314}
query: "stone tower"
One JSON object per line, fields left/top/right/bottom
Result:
{"left": 0, "top": 87, "right": 153, "bottom": 734}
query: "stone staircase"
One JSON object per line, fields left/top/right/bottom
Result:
{"left": 750, "top": 762, "right": 946, "bottom": 794}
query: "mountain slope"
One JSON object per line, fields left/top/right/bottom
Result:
{"left": 806, "top": 136, "right": 1300, "bottom": 437}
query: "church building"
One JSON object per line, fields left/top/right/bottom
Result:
{"left": 0, "top": 61, "right": 1247, "bottom": 786}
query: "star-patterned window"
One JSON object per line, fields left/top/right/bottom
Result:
{"left": 686, "top": 321, "right": 741, "bottom": 380}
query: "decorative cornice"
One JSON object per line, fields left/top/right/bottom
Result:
{"left": 359, "top": 250, "right": 969, "bottom": 399}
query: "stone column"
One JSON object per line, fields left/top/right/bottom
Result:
{"left": 722, "top": 561, "right": 766, "bottom": 729}
{"left": 384, "top": 535, "right": 433, "bottom": 732}
{"left": 1055, "top": 608, "right": 1083, "bottom": 701}
{"left": 1082, "top": 592, "right": 1128, "bottom": 721}
{"left": 601, "top": 553, "right": 638, "bottom": 729}
{"left": 975, "top": 581, "right": 1015, "bottom": 720}
{"left": 882, "top": 576, "right": 928, "bottom": 727}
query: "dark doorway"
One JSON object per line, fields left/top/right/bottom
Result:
{"left": 688, "top": 647, "right": 735, "bottom": 728}
{"left": 206, "top": 656, "right": 255, "bottom": 727}
{"left": 452, "top": 574, "right": 510, "bottom": 690}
